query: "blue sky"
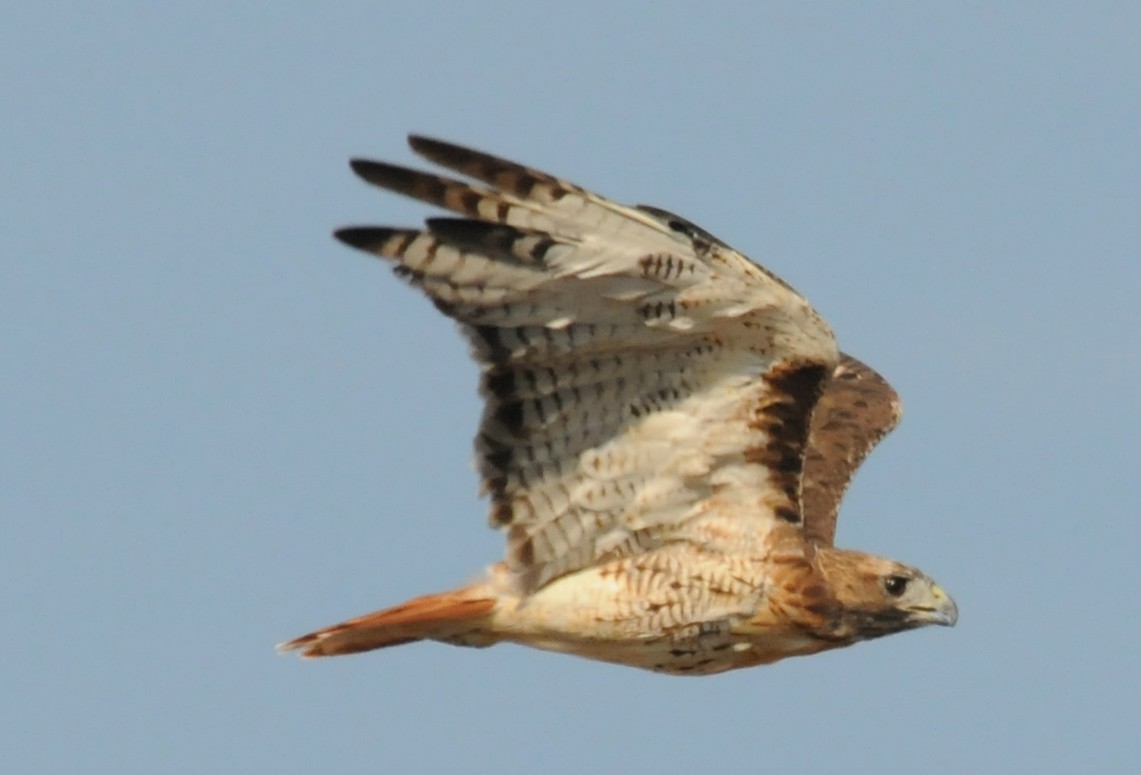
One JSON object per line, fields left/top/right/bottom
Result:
{"left": 4, "top": 3, "right": 1139, "bottom": 773}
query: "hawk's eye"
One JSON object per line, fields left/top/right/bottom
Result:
{"left": 883, "top": 575, "right": 910, "bottom": 597}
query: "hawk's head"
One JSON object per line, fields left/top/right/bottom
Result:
{"left": 815, "top": 548, "right": 958, "bottom": 640}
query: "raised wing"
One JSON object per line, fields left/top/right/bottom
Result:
{"left": 336, "top": 136, "right": 838, "bottom": 591}
{"left": 801, "top": 354, "right": 902, "bottom": 546}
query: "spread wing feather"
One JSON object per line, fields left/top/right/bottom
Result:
{"left": 801, "top": 354, "right": 902, "bottom": 546}
{"left": 337, "top": 136, "right": 839, "bottom": 591}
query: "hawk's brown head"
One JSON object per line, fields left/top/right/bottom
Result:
{"left": 815, "top": 548, "right": 958, "bottom": 641}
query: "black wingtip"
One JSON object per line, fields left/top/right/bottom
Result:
{"left": 407, "top": 135, "right": 476, "bottom": 172}
{"left": 424, "top": 217, "right": 511, "bottom": 254}
{"left": 334, "top": 226, "right": 391, "bottom": 252}
{"left": 407, "top": 134, "right": 452, "bottom": 158}
{"left": 347, "top": 158, "right": 414, "bottom": 188}
{"left": 348, "top": 158, "right": 375, "bottom": 178}
{"left": 425, "top": 216, "right": 498, "bottom": 240}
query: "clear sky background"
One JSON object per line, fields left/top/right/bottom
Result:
{"left": 4, "top": 3, "right": 1139, "bottom": 773}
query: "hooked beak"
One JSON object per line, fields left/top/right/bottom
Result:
{"left": 910, "top": 583, "right": 958, "bottom": 627}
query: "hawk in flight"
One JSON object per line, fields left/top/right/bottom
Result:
{"left": 279, "top": 136, "right": 956, "bottom": 675}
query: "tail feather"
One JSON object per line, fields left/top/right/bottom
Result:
{"left": 278, "top": 587, "right": 497, "bottom": 658}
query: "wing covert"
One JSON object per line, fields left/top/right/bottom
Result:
{"left": 337, "top": 136, "right": 839, "bottom": 591}
{"left": 801, "top": 354, "right": 902, "bottom": 546}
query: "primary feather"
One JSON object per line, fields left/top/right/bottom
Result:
{"left": 279, "top": 137, "right": 955, "bottom": 674}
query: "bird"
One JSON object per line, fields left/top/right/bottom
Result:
{"left": 277, "top": 135, "right": 957, "bottom": 676}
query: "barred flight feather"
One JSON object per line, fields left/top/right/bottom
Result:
{"left": 279, "top": 137, "right": 958, "bottom": 675}
{"left": 337, "top": 136, "right": 838, "bottom": 592}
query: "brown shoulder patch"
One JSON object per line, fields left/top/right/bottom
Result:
{"left": 744, "top": 362, "right": 831, "bottom": 524}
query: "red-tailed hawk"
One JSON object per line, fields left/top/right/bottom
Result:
{"left": 279, "top": 136, "right": 956, "bottom": 675}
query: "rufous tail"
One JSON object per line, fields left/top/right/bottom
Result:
{"left": 277, "top": 586, "right": 497, "bottom": 658}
